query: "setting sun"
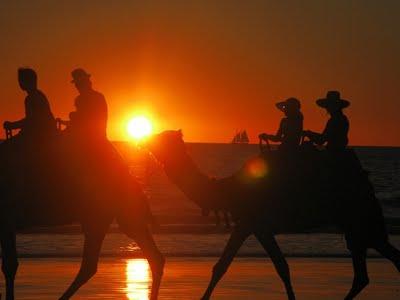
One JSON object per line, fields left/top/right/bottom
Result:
{"left": 127, "top": 116, "right": 153, "bottom": 140}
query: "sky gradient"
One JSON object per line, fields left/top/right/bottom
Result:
{"left": 1, "top": 0, "right": 399, "bottom": 145}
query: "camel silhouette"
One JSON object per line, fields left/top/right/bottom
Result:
{"left": 145, "top": 130, "right": 400, "bottom": 300}
{"left": 0, "top": 136, "right": 164, "bottom": 300}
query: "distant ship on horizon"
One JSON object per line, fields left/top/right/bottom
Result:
{"left": 231, "top": 130, "right": 249, "bottom": 144}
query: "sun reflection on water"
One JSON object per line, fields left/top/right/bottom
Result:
{"left": 125, "top": 259, "right": 151, "bottom": 300}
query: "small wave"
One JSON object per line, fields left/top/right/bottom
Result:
{"left": 15, "top": 233, "right": 400, "bottom": 258}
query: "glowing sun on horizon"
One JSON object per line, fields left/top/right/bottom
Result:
{"left": 127, "top": 116, "right": 153, "bottom": 140}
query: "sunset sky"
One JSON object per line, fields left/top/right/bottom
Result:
{"left": 1, "top": 0, "right": 399, "bottom": 145}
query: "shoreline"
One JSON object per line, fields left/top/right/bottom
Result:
{"left": 12, "top": 232, "right": 400, "bottom": 258}
{"left": 11, "top": 253, "right": 400, "bottom": 258}
{"left": 16, "top": 222, "right": 400, "bottom": 234}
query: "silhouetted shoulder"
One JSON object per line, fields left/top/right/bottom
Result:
{"left": 25, "top": 89, "right": 50, "bottom": 106}
{"left": 91, "top": 90, "right": 106, "bottom": 100}
{"left": 75, "top": 90, "right": 107, "bottom": 109}
{"left": 326, "top": 113, "right": 349, "bottom": 131}
{"left": 91, "top": 90, "right": 107, "bottom": 111}
{"left": 24, "top": 89, "right": 55, "bottom": 121}
{"left": 337, "top": 113, "right": 349, "bottom": 123}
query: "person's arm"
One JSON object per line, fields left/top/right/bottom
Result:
{"left": 3, "top": 118, "right": 26, "bottom": 130}
{"left": 304, "top": 126, "right": 328, "bottom": 145}
{"left": 267, "top": 135, "right": 282, "bottom": 142}
{"left": 67, "top": 96, "right": 85, "bottom": 125}
{"left": 258, "top": 120, "right": 284, "bottom": 142}
{"left": 267, "top": 119, "right": 285, "bottom": 142}
{"left": 5, "top": 96, "right": 34, "bottom": 130}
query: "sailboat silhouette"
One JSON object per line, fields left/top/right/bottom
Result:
{"left": 231, "top": 130, "right": 249, "bottom": 144}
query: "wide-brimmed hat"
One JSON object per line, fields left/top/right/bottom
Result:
{"left": 71, "top": 68, "right": 91, "bottom": 83}
{"left": 276, "top": 97, "right": 301, "bottom": 112}
{"left": 316, "top": 91, "right": 350, "bottom": 109}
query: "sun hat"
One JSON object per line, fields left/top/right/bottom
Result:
{"left": 316, "top": 91, "right": 350, "bottom": 109}
{"left": 276, "top": 97, "right": 301, "bottom": 111}
{"left": 71, "top": 68, "right": 91, "bottom": 83}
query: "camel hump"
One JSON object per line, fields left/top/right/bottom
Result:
{"left": 234, "top": 148, "right": 382, "bottom": 233}
{"left": 240, "top": 148, "right": 367, "bottom": 187}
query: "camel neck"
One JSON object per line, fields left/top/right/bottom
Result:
{"left": 163, "top": 153, "right": 217, "bottom": 209}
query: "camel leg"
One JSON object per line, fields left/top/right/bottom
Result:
{"left": 119, "top": 223, "right": 165, "bottom": 300}
{"left": 344, "top": 248, "right": 369, "bottom": 300}
{"left": 1, "top": 231, "right": 18, "bottom": 300}
{"left": 374, "top": 241, "right": 400, "bottom": 271}
{"left": 59, "top": 230, "right": 106, "bottom": 300}
{"left": 254, "top": 230, "right": 295, "bottom": 300}
{"left": 201, "top": 225, "right": 251, "bottom": 300}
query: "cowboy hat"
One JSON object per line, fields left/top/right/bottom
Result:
{"left": 276, "top": 97, "right": 301, "bottom": 111}
{"left": 71, "top": 68, "right": 91, "bottom": 83}
{"left": 316, "top": 91, "right": 350, "bottom": 109}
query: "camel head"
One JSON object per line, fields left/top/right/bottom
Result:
{"left": 144, "top": 130, "right": 187, "bottom": 165}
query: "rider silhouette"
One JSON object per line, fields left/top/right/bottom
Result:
{"left": 3, "top": 68, "right": 56, "bottom": 143}
{"left": 67, "top": 68, "right": 108, "bottom": 141}
{"left": 259, "top": 98, "right": 303, "bottom": 151}
{"left": 65, "top": 68, "right": 155, "bottom": 226}
{"left": 304, "top": 91, "right": 350, "bottom": 151}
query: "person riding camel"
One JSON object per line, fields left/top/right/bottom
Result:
{"left": 259, "top": 98, "right": 303, "bottom": 151}
{"left": 66, "top": 68, "right": 108, "bottom": 142}
{"left": 62, "top": 67, "right": 123, "bottom": 176}
{"left": 3, "top": 68, "right": 56, "bottom": 146}
{"left": 303, "top": 91, "right": 350, "bottom": 151}
{"left": 64, "top": 68, "right": 155, "bottom": 226}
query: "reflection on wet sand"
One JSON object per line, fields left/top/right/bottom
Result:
{"left": 125, "top": 259, "right": 151, "bottom": 300}
{"left": 9, "top": 258, "right": 400, "bottom": 299}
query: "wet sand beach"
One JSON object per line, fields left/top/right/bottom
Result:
{"left": 2, "top": 257, "right": 399, "bottom": 299}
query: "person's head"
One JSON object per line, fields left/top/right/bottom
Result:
{"left": 71, "top": 68, "right": 92, "bottom": 93}
{"left": 18, "top": 68, "right": 37, "bottom": 92}
{"left": 276, "top": 98, "right": 301, "bottom": 117}
{"left": 316, "top": 91, "right": 350, "bottom": 116}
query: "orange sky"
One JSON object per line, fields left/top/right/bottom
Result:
{"left": 1, "top": 1, "right": 399, "bottom": 145}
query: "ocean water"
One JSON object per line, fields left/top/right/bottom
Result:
{"left": 16, "top": 143, "right": 400, "bottom": 257}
